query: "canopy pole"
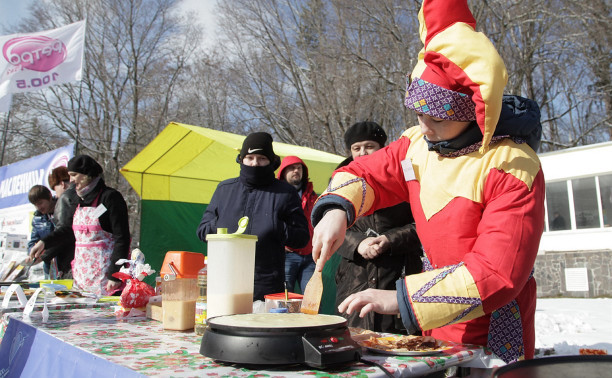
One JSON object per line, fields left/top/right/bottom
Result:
{"left": 0, "top": 109, "right": 11, "bottom": 166}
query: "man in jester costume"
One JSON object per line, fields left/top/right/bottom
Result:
{"left": 311, "top": 0, "right": 545, "bottom": 363}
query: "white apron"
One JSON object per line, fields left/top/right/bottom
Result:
{"left": 71, "top": 192, "right": 115, "bottom": 296}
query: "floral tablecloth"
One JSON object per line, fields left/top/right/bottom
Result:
{"left": 0, "top": 306, "right": 498, "bottom": 377}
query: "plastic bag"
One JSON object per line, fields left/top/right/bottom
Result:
{"left": 114, "top": 272, "right": 155, "bottom": 308}
{"left": 111, "top": 248, "right": 156, "bottom": 317}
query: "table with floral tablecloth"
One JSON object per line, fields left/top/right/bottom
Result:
{"left": 0, "top": 306, "right": 501, "bottom": 377}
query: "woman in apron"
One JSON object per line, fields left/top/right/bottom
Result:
{"left": 66, "top": 155, "right": 131, "bottom": 296}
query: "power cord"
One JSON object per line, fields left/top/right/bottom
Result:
{"left": 359, "top": 357, "right": 395, "bottom": 378}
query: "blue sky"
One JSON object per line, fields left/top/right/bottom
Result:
{"left": 0, "top": 0, "right": 35, "bottom": 34}
{"left": 0, "top": 0, "right": 217, "bottom": 39}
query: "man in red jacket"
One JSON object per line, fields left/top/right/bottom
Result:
{"left": 278, "top": 156, "right": 317, "bottom": 294}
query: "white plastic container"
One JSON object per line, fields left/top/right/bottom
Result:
{"left": 206, "top": 217, "right": 257, "bottom": 319}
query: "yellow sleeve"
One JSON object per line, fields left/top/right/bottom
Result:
{"left": 403, "top": 263, "right": 485, "bottom": 330}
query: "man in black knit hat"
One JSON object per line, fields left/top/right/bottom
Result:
{"left": 197, "top": 132, "right": 309, "bottom": 300}
{"left": 333, "top": 122, "right": 422, "bottom": 333}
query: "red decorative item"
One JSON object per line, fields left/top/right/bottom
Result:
{"left": 112, "top": 271, "right": 155, "bottom": 309}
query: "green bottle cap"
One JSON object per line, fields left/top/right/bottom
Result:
{"left": 206, "top": 216, "right": 258, "bottom": 240}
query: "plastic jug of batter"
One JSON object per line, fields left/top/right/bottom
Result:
{"left": 205, "top": 217, "right": 257, "bottom": 319}
{"left": 160, "top": 251, "right": 205, "bottom": 330}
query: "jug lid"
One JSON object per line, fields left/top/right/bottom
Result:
{"left": 160, "top": 251, "right": 205, "bottom": 278}
{"left": 206, "top": 216, "right": 258, "bottom": 241}
{"left": 264, "top": 292, "right": 304, "bottom": 300}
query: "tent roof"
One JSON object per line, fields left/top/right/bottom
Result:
{"left": 120, "top": 122, "right": 344, "bottom": 204}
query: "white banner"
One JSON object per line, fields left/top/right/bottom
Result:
{"left": 0, "top": 20, "right": 85, "bottom": 98}
{"left": 0, "top": 93, "right": 10, "bottom": 113}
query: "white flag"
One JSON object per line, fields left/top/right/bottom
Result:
{"left": 0, "top": 20, "right": 86, "bottom": 98}
{"left": 0, "top": 93, "right": 10, "bottom": 113}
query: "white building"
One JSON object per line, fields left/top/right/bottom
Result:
{"left": 538, "top": 141, "right": 612, "bottom": 253}
{"left": 535, "top": 141, "right": 612, "bottom": 297}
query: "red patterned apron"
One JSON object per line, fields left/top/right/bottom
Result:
{"left": 71, "top": 192, "right": 115, "bottom": 296}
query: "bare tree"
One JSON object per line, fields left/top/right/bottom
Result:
{"left": 4, "top": 0, "right": 609, "bottom": 175}
{"left": 474, "top": 0, "right": 610, "bottom": 151}
{"left": 564, "top": 0, "right": 611, "bottom": 141}
{"left": 215, "top": 0, "right": 419, "bottom": 155}
{"left": 5, "top": 0, "right": 202, "bottom": 242}
{"left": 209, "top": 0, "right": 609, "bottom": 154}
{"left": 172, "top": 54, "right": 235, "bottom": 132}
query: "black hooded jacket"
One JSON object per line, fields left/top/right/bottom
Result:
{"left": 425, "top": 95, "right": 542, "bottom": 155}
{"left": 197, "top": 163, "right": 310, "bottom": 300}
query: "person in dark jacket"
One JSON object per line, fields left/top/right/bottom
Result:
{"left": 38, "top": 166, "right": 78, "bottom": 278}
{"left": 30, "top": 155, "right": 131, "bottom": 295}
{"left": 197, "top": 132, "right": 310, "bottom": 301}
{"left": 27, "top": 185, "right": 56, "bottom": 278}
{"left": 48, "top": 165, "right": 71, "bottom": 200}
{"left": 334, "top": 122, "right": 422, "bottom": 333}
{"left": 277, "top": 155, "right": 318, "bottom": 294}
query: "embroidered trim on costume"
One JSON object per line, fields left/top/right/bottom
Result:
{"left": 411, "top": 262, "right": 482, "bottom": 326}
{"left": 488, "top": 299, "right": 525, "bottom": 363}
{"left": 421, "top": 250, "right": 433, "bottom": 271}
{"left": 327, "top": 177, "right": 368, "bottom": 216}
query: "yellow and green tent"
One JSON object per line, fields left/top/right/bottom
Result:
{"left": 121, "top": 122, "right": 344, "bottom": 314}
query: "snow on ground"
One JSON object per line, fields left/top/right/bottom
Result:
{"left": 535, "top": 298, "right": 612, "bottom": 356}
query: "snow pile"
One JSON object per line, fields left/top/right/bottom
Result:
{"left": 534, "top": 298, "right": 612, "bottom": 356}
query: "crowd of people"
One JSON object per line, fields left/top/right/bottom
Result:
{"left": 27, "top": 155, "right": 131, "bottom": 296}
{"left": 21, "top": 0, "right": 545, "bottom": 367}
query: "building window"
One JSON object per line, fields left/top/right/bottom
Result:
{"left": 546, "top": 181, "right": 571, "bottom": 231}
{"left": 546, "top": 173, "right": 612, "bottom": 232}
{"left": 600, "top": 174, "right": 612, "bottom": 227}
{"left": 572, "top": 177, "right": 600, "bottom": 229}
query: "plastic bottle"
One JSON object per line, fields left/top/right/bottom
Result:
{"left": 155, "top": 276, "right": 162, "bottom": 295}
{"left": 194, "top": 258, "right": 208, "bottom": 335}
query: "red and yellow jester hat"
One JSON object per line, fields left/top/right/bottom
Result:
{"left": 405, "top": 0, "right": 508, "bottom": 152}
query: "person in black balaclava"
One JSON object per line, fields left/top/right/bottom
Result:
{"left": 196, "top": 132, "right": 309, "bottom": 300}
